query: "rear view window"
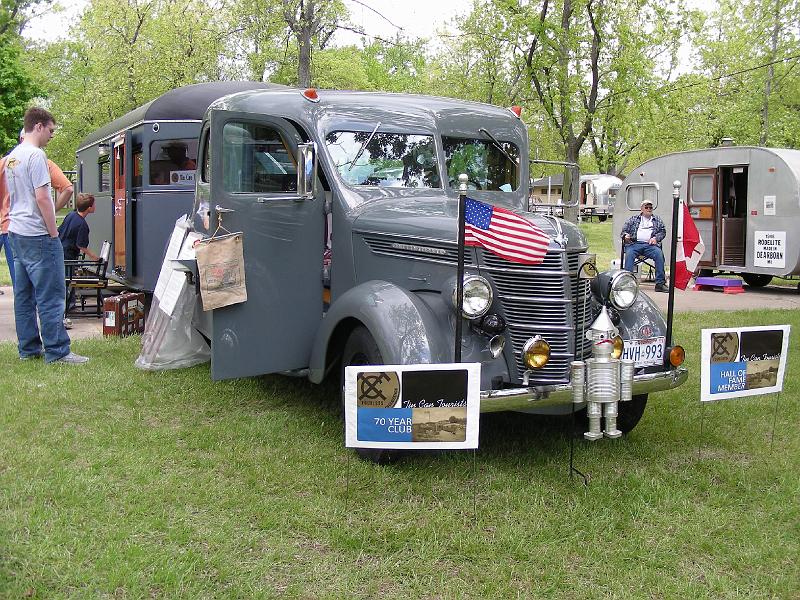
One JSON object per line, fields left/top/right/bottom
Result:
{"left": 625, "top": 184, "right": 658, "bottom": 210}
{"left": 222, "top": 122, "right": 297, "bottom": 193}
{"left": 150, "top": 139, "right": 198, "bottom": 186}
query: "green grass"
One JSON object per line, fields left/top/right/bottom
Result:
{"left": 1, "top": 310, "right": 798, "bottom": 598}
{"left": 579, "top": 219, "right": 616, "bottom": 269}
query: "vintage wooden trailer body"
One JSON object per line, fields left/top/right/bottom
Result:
{"left": 76, "top": 81, "right": 275, "bottom": 292}
{"left": 613, "top": 146, "right": 800, "bottom": 286}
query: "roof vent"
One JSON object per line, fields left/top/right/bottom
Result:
{"left": 720, "top": 137, "right": 735, "bottom": 147}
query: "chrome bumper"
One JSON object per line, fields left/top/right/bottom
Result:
{"left": 479, "top": 366, "right": 688, "bottom": 413}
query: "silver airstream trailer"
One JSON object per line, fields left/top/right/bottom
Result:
{"left": 176, "top": 86, "right": 688, "bottom": 461}
{"left": 580, "top": 174, "right": 621, "bottom": 221}
{"left": 614, "top": 146, "right": 800, "bottom": 286}
{"left": 75, "top": 81, "right": 275, "bottom": 292}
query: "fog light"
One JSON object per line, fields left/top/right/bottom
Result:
{"left": 668, "top": 345, "right": 685, "bottom": 367}
{"left": 489, "top": 335, "right": 505, "bottom": 358}
{"left": 523, "top": 335, "right": 550, "bottom": 369}
{"left": 611, "top": 335, "right": 624, "bottom": 359}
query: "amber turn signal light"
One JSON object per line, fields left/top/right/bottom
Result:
{"left": 668, "top": 345, "right": 685, "bottom": 367}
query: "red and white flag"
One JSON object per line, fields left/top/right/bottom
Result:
{"left": 673, "top": 201, "right": 705, "bottom": 290}
{"left": 464, "top": 197, "right": 550, "bottom": 264}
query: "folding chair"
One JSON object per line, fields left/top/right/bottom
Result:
{"left": 620, "top": 236, "right": 656, "bottom": 282}
{"left": 64, "top": 240, "right": 111, "bottom": 317}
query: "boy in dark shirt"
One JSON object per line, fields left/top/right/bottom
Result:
{"left": 59, "top": 193, "right": 98, "bottom": 261}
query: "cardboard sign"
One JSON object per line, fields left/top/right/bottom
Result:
{"left": 701, "top": 325, "right": 790, "bottom": 402}
{"left": 344, "top": 363, "right": 481, "bottom": 450}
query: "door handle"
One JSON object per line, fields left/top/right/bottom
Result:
{"left": 215, "top": 205, "right": 235, "bottom": 213}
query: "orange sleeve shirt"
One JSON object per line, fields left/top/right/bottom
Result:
{"left": 48, "top": 160, "right": 72, "bottom": 193}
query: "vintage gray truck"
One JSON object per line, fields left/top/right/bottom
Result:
{"left": 185, "top": 87, "right": 687, "bottom": 459}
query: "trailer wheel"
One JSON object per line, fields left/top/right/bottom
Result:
{"left": 741, "top": 273, "right": 772, "bottom": 287}
{"left": 341, "top": 326, "right": 402, "bottom": 465}
{"left": 573, "top": 394, "right": 648, "bottom": 436}
{"left": 598, "top": 215, "right": 608, "bottom": 222}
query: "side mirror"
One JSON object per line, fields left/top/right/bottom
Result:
{"left": 296, "top": 142, "right": 317, "bottom": 199}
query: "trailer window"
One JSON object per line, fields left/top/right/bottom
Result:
{"left": 99, "top": 157, "right": 110, "bottom": 192}
{"left": 325, "top": 131, "right": 440, "bottom": 188}
{"left": 150, "top": 139, "right": 198, "bottom": 186}
{"left": 443, "top": 137, "right": 518, "bottom": 192}
{"left": 223, "top": 122, "right": 296, "bottom": 193}
{"left": 625, "top": 184, "right": 658, "bottom": 210}
{"left": 688, "top": 173, "right": 714, "bottom": 204}
{"left": 133, "top": 147, "right": 143, "bottom": 187}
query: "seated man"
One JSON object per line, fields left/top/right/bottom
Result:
{"left": 622, "top": 200, "right": 668, "bottom": 292}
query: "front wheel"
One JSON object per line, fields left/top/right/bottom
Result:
{"left": 341, "top": 326, "right": 401, "bottom": 465}
{"left": 741, "top": 273, "right": 772, "bottom": 287}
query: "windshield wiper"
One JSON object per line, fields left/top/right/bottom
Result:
{"left": 348, "top": 122, "right": 382, "bottom": 171}
{"left": 479, "top": 127, "right": 518, "bottom": 166}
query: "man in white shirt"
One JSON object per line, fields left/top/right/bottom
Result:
{"left": 621, "top": 200, "right": 668, "bottom": 292}
{"left": 6, "top": 107, "right": 88, "bottom": 363}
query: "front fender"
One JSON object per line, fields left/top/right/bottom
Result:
{"left": 616, "top": 290, "right": 667, "bottom": 339}
{"left": 308, "top": 280, "right": 451, "bottom": 383}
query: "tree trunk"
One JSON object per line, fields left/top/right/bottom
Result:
{"left": 760, "top": 0, "right": 781, "bottom": 147}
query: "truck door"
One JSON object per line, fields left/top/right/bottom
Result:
{"left": 207, "top": 112, "right": 323, "bottom": 381}
{"left": 687, "top": 168, "right": 716, "bottom": 265}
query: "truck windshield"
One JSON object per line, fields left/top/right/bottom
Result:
{"left": 443, "top": 137, "right": 518, "bottom": 192}
{"left": 325, "top": 131, "right": 440, "bottom": 188}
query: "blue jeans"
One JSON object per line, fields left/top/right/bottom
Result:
{"left": 0, "top": 232, "right": 15, "bottom": 287}
{"left": 624, "top": 242, "right": 666, "bottom": 285}
{"left": 8, "top": 233, "right": 71, "bottom": 362}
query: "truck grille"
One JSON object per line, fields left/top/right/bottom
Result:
{"left": 478, "top": 249, "right": 592, "bottom": 384}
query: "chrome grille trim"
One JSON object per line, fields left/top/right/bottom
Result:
{"left": 478, "top": 247, "right": 592, "bottom": 384}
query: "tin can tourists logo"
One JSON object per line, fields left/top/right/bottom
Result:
{"left": 356, "top": 371, "right": 400, "bottom": 408}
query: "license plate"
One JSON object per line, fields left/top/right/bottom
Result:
{"left": 621, "top": 337, "right": 665, "bottom": 367}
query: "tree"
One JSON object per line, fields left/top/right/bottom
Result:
{"left": 0, "top": 39, "right": 39, "bottom": 154}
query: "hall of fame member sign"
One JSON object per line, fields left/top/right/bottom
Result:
{"left": 344, "top": 363, "right": 481, "bottom": 450}
{"left": 700, "top": 325, "right": 790, "bottom": 402}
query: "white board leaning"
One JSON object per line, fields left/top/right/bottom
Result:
{"left": 700, "top": 325, "right": 790, "bottom": 402}
{"left": 344, "top": 363, "right": 481, "bottom": 450}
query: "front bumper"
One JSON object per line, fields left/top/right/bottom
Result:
{"left": 479, "top": 366, "right": 688, "bottom": 413}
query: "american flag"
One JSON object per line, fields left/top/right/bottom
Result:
{"left": 463, "top": 197, "right": 550, "bottom": 264}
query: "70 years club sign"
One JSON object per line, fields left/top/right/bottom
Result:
{"left": 343, "top": 363, "right": 481, "bottom": 450}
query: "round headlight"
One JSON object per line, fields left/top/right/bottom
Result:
{"left": 523, "top": 336, "right": 550, "bottom": 369}
{"left": 452, "top": 274, "right": 493, "bottom": 318}
{"left": 609, "top": 270, "right": 639, "bottom": 310}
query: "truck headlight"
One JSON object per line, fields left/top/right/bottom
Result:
{"left": 592, "top": 269, "right": 639, "bottom": 310}
{"left": 452, "top": 274, "right": 493, "bottom": 318}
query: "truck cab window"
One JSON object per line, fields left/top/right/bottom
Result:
{"left": 325, "top": 131, "right": 440, "bottom": 188}
{"left": 223, "top": 122, "right": 297, "bottom": 193}
{"left": 150, "top": 139, "right": 198, "bottom": 186}
{"left": 443, "top": 137, "right": 519, "bottom": 191}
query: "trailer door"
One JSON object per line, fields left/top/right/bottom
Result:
{"left": 208, "top": 112, "right": 323, "bottom": 381}
{"left": 687, "top": 168, "right": 716, "bottom": 265}
{"left": 112, "top": 135, "right": 127, "bottom": 273}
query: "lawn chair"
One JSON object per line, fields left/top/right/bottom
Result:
{"left": 65, "top": 240, "right": 111, "bottom": 317}
{"left": 620, "top": 234, "right": 656, "bottom": 282}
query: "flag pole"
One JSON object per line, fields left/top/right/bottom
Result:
{"left": 455, "top": 174, "right": 468, "bottom": 363}
{"left": 666, "top": 180, "right": 681, "bottom": 349}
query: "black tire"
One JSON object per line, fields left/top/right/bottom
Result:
{"left": 741, "top": 273, "right": 772, "bottom": 288}
{"left": 598, "top": 215, "right": 608, "bottom": 222}
{"left": 698, "top": 268, "right": 714, "bottom": 278}
{"left": 341, "top": 326, "right": 401, "bottom": 465}
{"left": 572, "top": 394, "right": 648, "bottom": 436}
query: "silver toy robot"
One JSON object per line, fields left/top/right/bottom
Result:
{"left": 571, "top": 306, "right": 635, "bottom": 440}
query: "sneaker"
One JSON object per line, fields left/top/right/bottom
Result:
{"left": 52, "top": 352, "right": 89, "bottom": 364}
{"left": 654, "top": 283, "right": 669, "bottom": 293}
{"left": 63, "top": 318, "right": 73, "bottom": 330}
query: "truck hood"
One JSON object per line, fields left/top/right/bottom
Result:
{"left": 351, "top": 195, "right": 587, "bottom": 251}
